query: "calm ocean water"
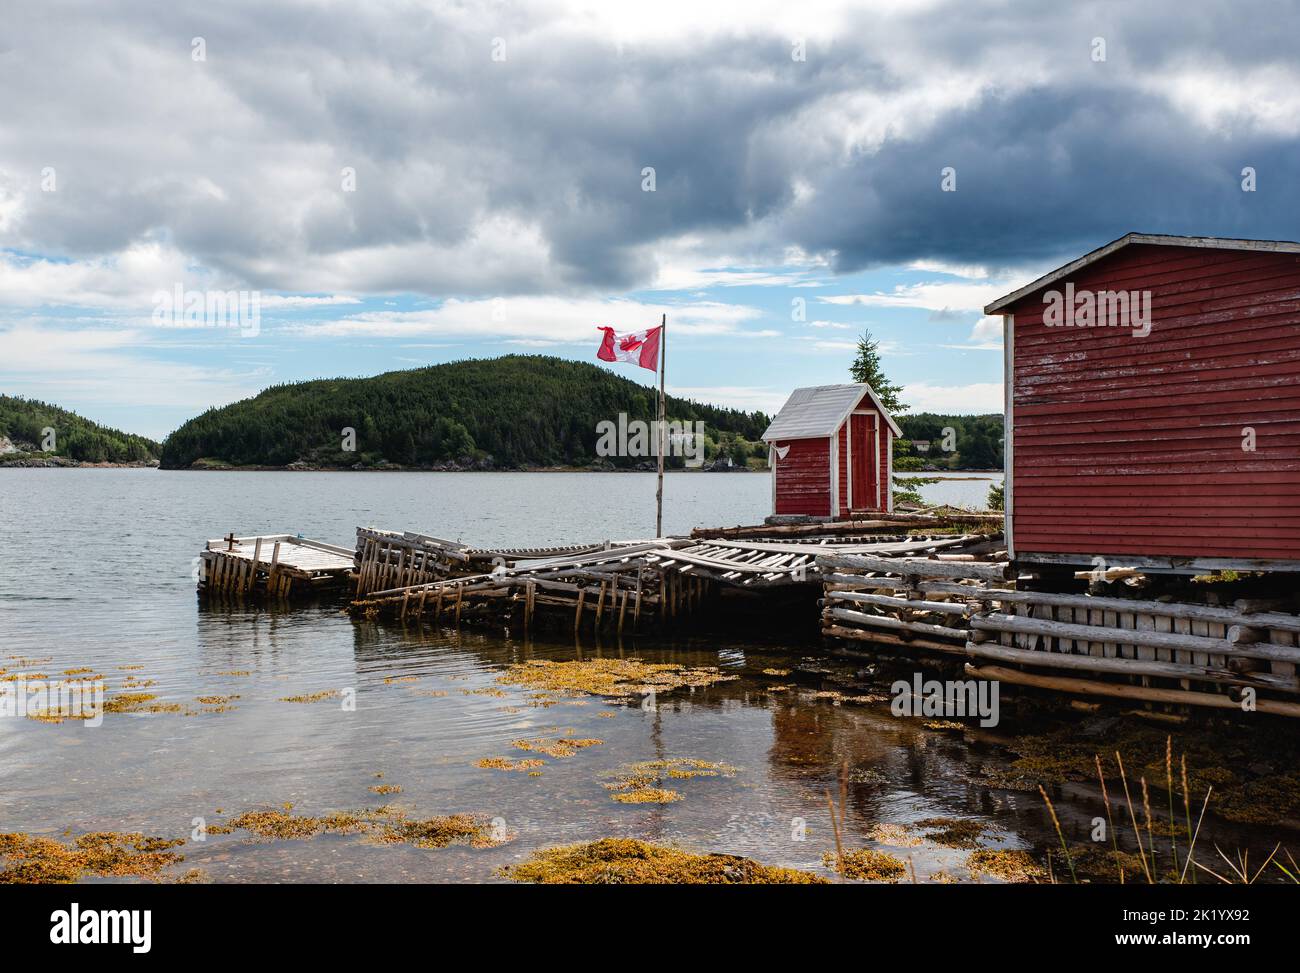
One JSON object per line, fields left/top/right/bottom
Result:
{"left": 0, "top": 466, "right": 1215, "bottom": 885}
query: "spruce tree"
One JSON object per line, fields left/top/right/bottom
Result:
{"left": 849, "top": 331, "right": 906, "bottom": 414}
{"left": 848, "top": 330, "right": 936, "bottom": 508}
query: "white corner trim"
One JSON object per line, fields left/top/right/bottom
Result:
{"left": 1003, "top": 313, "right": 1015, "bottom": 559}
{"left": 829, "top": 432, "right": 839, "bottom": 517}
{"left": 886, "top": 432, "right": 894, "bottom": 512}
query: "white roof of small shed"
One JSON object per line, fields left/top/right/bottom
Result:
{"left": 762, "top": 383, "right": 902, "bottom": 441}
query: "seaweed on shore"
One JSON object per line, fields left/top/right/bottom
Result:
{"left": 228, "top": 806, "right": 510, "bottom": 849}
{"left": 916, "top": 817, "right": 1001, "bottom": 849}
{"left": 501, "top": 838, "right": 826, "bottom": 884}
{"left": 823, "top": 848, "right": 907, "bottom": 882}
{"left": 601, "top": 758, "right": 737, "bottom": 805}
{"left": 0, "top": 831, "right": 186, "bottom": 884}
{"left": 511, "top": 736, "right": 603, "bottom": 758}
{"left": 497, "top": 658, "right": 736, "bottom": 702}
{"left": 966, "top": 849, "right": 1044, "bottom": 883}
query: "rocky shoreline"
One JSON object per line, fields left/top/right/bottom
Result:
{"left": 0, "top": 456, "right": 160, "bottom": 469}
{"left": 171, "top": 458, "right": 759, "bottom": 473}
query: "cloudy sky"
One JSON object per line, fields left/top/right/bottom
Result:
{"left": 2, "top": 0, "right": 1296, "bottom": 438}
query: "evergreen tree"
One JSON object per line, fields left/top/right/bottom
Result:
{"left": 849, "top": 331, "right": 906, "bottom": 414}
{"left": 0, "top": 395, "right": 159, "bottom": 463}
{"left": 846, "top": 331, "right": 936, "bottom": 507}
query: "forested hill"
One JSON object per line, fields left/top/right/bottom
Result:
{"left": 0, "top": 395, "right": 160, "bottom": 464}
{"left": 160, "top": 356, "right": 772, "bottom": 470}
{"left": 896, "top": 412, "right": 1004, "bottom": 470}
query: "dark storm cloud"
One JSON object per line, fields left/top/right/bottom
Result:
{"left": 791, "top": 83, "right": 1300, "bottom": 274}
{"left": 1, "top": 0, "right": 1297, "bottom": 296}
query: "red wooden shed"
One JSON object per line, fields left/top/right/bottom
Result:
{"left": 762, "top": 383, "right": 901, "bottom": 518}
{"left": 984, "top": 232, "right": 1300, "bottom": 573}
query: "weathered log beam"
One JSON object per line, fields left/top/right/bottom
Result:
{"left": 827, "top": 606, "right": 968, "bottom": 641}
{"left": 965, "top": 642, "right": 1299, "bottom": 692}
{"left": 922, "top": 581, "right": 1300, "bottom": 630}
{"left": 822, "top": 624, "right": 969, "bottom": 656}
{"left": 964, "top": 663, "right": 1300, "bottom": 718}
{"left": 825, "top": 590, "right": 970, "bottom": 615}
{"left": 817, "top": 553, "right": 1012, "bottom": 581}
{"left": 971, "top": 612, "right": 1300, "bottom": 664}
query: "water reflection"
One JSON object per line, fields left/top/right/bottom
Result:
{"left": 0, "top": 469, "right": 1280, "bottom": 883}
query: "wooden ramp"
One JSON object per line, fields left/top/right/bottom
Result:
{"left": 200, "top": 533, "right": 355, "bottom": 599}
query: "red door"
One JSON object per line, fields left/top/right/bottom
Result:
{"left": 849, "top": 413, "right": 875, "bottom": 511}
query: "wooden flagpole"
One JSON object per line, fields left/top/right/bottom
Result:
{"left": 656, "top": 313, "right": 666, "bottom": 538}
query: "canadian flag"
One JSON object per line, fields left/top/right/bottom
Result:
{"left": 596, "top": 325, "right": 662, "bottom": 372}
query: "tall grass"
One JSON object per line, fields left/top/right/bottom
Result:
{"left": 1037, "top": 734, "right": 1294, "bottom": 885}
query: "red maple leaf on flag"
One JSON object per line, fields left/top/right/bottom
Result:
{"left": 596, "top": 324, "right": 661, "bottom": 372}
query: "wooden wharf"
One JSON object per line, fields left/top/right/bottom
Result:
{"left": 196, "top": 509, "right": 1300, "bottom": 716}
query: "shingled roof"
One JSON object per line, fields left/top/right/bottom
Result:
{"left": 761, "top": 383, "right": 902, "bottom": 441}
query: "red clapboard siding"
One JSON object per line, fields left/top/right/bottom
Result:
{"left": 1006, "top": 243, "right": 1300, "bottom": 561}
{"left": 774, "top": 438, "right": 831, "bottom": 516}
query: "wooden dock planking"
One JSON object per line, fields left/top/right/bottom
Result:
{"left": 345, "top": 527, "right": 1002, "bottom": 638}
{"left": 194, "top": 514, "right": 1300, "bottom": 717}
{"left": 200, "top": 533, "right": 355, "bottom": 599}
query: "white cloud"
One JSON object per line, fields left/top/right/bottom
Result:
{"left": 669, "top": 385, "right": 789, "bottom": 414}
{"left": 648, "top": 266, "right": 815, "bottom": 290}
{"left": 941, "top": 314, "right": 1003, "bottom": 350}
{"left": 902, "top": 381, "right": 1003, "bottom": 413}
{"left": 0, "top": 324, "right": 266, "bottom": 437}
{"left": 0, "top": 241, "right": 192, "bottom": 309}
{"left": 1142, "top": 62, "right": 1300, "bottom": 137}
{"left": 258, "top": 294, "right": 361, "bottom": 308}
{"left": 820, "top": 279, "right": 1019, "bottom": 314}
{"left": 793, "top": 336, "right": 859, "bottom": 352}
{"left": 0, "top": 243, "right": 362, "bottom": 315}
{"left": 906, "top": 259, "right": 991, "bottom": 279}
{"left": 293, "top": 295, "right": 764, "bottom": 341}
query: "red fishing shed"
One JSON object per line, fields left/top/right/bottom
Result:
{"left": 984, "top": 232, "right": 1300, "bottom": 573}
{"left": 762, "top": 383, "right": 901, "bottom": 518}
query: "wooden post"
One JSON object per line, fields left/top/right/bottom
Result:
{"left": 251, "top": 537, "right": 264, "bottom": 595}
{"left": 454, "top": 585, "right": 463, "bottom": 625}
{"left": 269, "top": 541, "right": 282, "bottom": 597}
{"left": 656, "top": 313, "right": 666, "bottom": 538}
